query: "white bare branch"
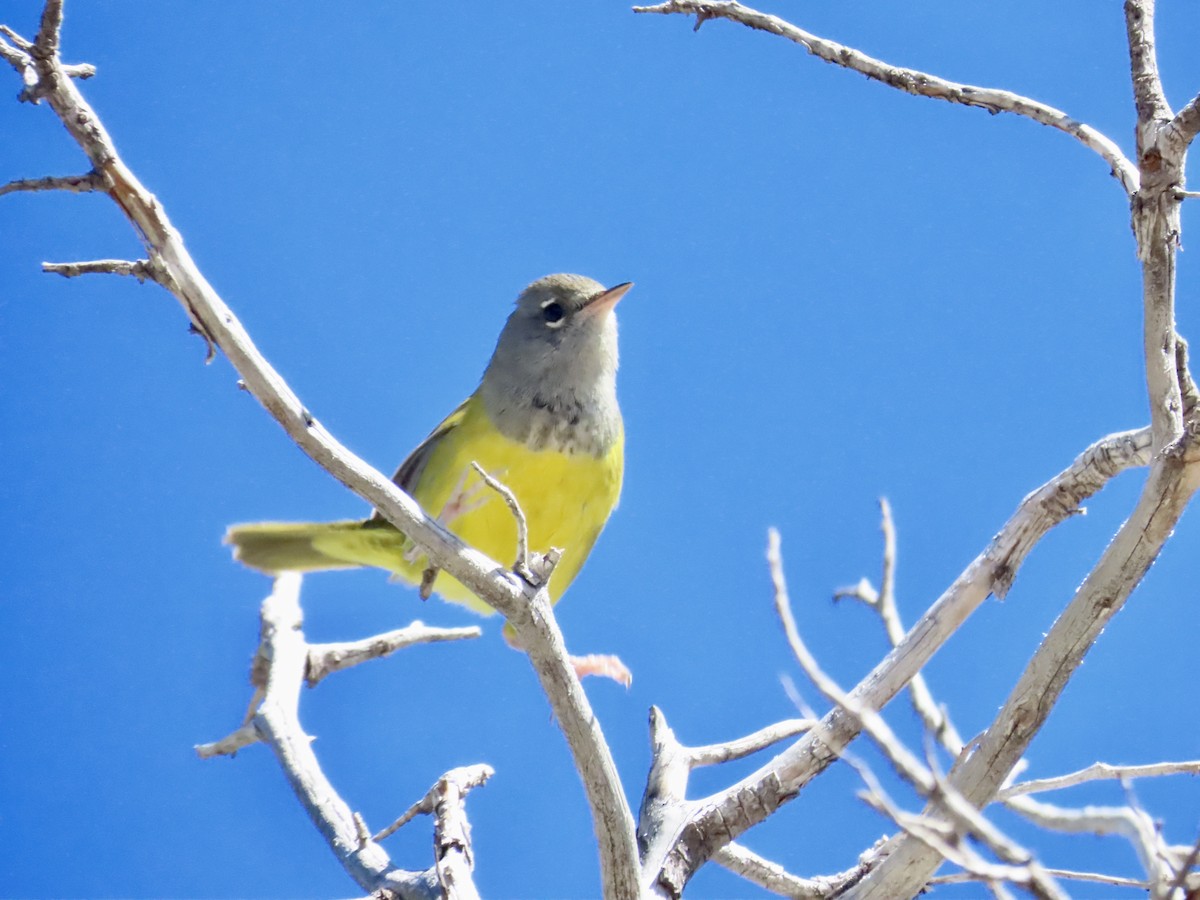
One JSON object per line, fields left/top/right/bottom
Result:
{"left": 0, "top": 171, "right": 103, "bottom": 196}
{"left": 835, "top": 500, "right": 965, "bottom": 756}
{"left": 306, "top": 622, "right": 481, "bottom": 687}
{"left": 687, "top": 718, "right": 813, "bottom": 767}
{"left": 1000, "top": 760, "right": 1200, "bottom": 800}
{"left": 632, "top": 0, "right": 1139, "bottom": 196}
{"left": 3, "top": 11, "right": 641, "bottom": 894}
{"left": 641, "top": 424, "right": 1153, "bottom": 895}
{"left": 42, "top": 258, "right": 160, "bottom": 283}
{"left": 196, "top": 575, "right": 444, "bottom": 898}
{"left": 713, "top": 840, "right": 883, "bottom": 899}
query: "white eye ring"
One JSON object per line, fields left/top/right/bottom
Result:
{"left": 540, "top": 299, "right": 566, "bottom": 328}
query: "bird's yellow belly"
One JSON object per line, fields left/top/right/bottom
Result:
{"left": 418, "top": 436, "right": 622, "bottom": 612}
{"left": 329, "top": 398, "right": 621, "bottom": 614}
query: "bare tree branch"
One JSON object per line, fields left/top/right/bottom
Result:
{"left": 1171, "top": 93, "right": 1200, "bottom": 145}
{"left": 639, "top": 423, "right": 1151, "bottom": 896}
{"left": 427, "top": 766, "right": 493, "bottom": 900}
{"left": 687, "top": 718, "right": 812, "bottom": 767}
{"left": 836, "top": 501, "right": 965, "bottom": 756}
{"left": 711, "top": 843, "right": 818, "bottom": 898}
{"left": 2, "top": 9, "right": 642, "bottom": 894}
{"left": 306, "top": 622, "right": 481, "bottom": 687}
{"left": 60, "top": 61, "right": 91, "bottom": 78}
{"left": 1123, "top": 0, "right": 1190, "bottom": 453}
{"left": 1125, "top": 0, "right": 1171, "bottom": 131}
{"left": 42, "top": 258, "right": 159, "bottom": 282}
{"left": 198, "top": 575, "right": 442, "bottom": 899}
{"left": 1000, "top": 760, "right": 1200, "bottom": 800}
{"left": 372, "top": 763, "right": 493, "bottom": 846}
{"left": 849, "top": 450, "right": 1200, "bottom": 899}
{"left": 932, "top": 868, "right": 1148, "bottom": 891}
{"left": 0, "top": 171, "right": 102, "bottom": 196}
{"left": 194, "top": 721, "right": 259, "bottom": 759}
{"left": 632, "top": 0, "right": 1139, "bottom": 195}
{"left": 32, "top": 0, "right": 63, "bottom": 62}
{"left": 469, "top": 461, "right": 535, "bottom": 584}
{"left": 713, "top": 840, "right": 882, "bottom": 900}
{"left": 1007, "top": 792, "right": 1200, "bottom": 896}
{"left": 758, "top": 534, "right": 1070, "bottom": 899}
{"left": 0, "top": 23, "right": 32, "bottom": 51}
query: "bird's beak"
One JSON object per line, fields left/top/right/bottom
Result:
{"left": 582, "top": 282, "right": 633, "bottom": 318}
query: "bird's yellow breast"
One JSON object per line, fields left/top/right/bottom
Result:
{"left": 403, "top": 394, "right": 623, "bottom": 614}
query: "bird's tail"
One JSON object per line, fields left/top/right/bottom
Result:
{"left": 224, "top": 520, "right": 411, "bottom": 575}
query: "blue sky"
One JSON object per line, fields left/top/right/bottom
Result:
{"left": 3, "top": 2, "right": 1199, "bottom": 897}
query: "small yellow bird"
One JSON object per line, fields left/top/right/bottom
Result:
{"left": 226, "top": 274, "right": 632, "bottom": 680}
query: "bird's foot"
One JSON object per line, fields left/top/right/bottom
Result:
{"left": 569, "top": 653, "right": 633, "bottom": 688}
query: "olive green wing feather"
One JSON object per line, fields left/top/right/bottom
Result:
{"left": 368, "top": 397, "right": 472, "bottom": 521}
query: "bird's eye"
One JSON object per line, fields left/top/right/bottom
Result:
{"left": 541, "top": 301, "right": 565, "bottom": 327}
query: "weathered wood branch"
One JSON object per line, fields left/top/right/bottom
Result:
{"left": 632, "top": 0, "right": 1140, "bottom": 195}
{"left": 1, "top": 5, "right": 640, "bottom": 895}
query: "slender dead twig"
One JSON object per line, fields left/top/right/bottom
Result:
{"left": 639, "top": 426, "right": 1153, "bottom": 896}
{"left": 0, "top": 171, "right": 103, "bottom": 196}
{"left": 1000, "top": 760, "right": 1200, "bottom": 800}
{"left": 196, "top": 575, "right": 444, "bottom": 899}
{"left": 469, "top": 461, "right": 533, "bottom": 582}
{"left": 632, "top": 0, "right": 1139, "bottom": 195}
{"left": 306, "top": 622, "right": 481, "bottom": 687}
{"left": 2, "top": 8, "right": 641, "bottom": 894}
{"left": 687, "top": 718, "right": 812, "bottom": 767}
{"left": 43, "top": 258, "right": 160, "bottom": 283}
{"left": 373, "top": 764, "right": 494, "bottom": 843}
{"left": 713, "top": 840, "right": 884, "bottom": 900}
{"left": 835, "top": 500, "right": 965, "bottom": 756}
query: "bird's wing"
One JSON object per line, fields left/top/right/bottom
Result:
{"left": 368, "top": 396, "right": 473, "bottom": 521}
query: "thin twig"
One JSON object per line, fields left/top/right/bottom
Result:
{"left": 1006, "top": 793, "right": 1171, "bottom": 890}
{"left": 468, "top": 461, "right": 532, "bottom": 582}
{"left": 0, "top": 171, "right": 104, "bottom": 197}
{"left": 196, "top": 575, "right": 435, "bottom": 896}
{"left": 632, "top": 0, "right": 1139, "bottom": 195}
{"left": 0, "top": 36, "right": 28, "bottom": 68}
{"left": 1, "top": 28, "right": 640, "bottom": 892}
{"left": 43, "top": 258, "right": 159, "bottom": 283}
{"left": 713, "top": 840, "right": 881, "bottom": 899}
{"left": 771, "top": 534, "right": 1067, "bottom": 900}
{"left": 61, "top": 62, "right": 94, "bottom": 79}
{"left": 712, "top": 842, "right": 817, "bottom": 898}
{"left": 687, "top": 718, "right": 813, "bottom": 767}
{"left": 643, "top": 427, "right": 1154, "bottom": 896}
{"left": 306, "top": 622, "right": 482, "bottom": 687}
{"left": 838, "top": 501, "right": 966, "bottom": 756}
{"left": 1172, "top": 93, "right": 1200, "bottom": 145}
{"left": 0, "top": 23, "right": 31, "bottom": 51}
{"left": 195, "top": 722, "right": 259, "bottom": 759}
{"left": 373, "top": 765, "right": 494, "bottom": 843}
{"left": 931, "top": 868, "right": 1148, "bottom": 890}
{"left": 1000, "top": 760, "right": 1200, "bottom": 799}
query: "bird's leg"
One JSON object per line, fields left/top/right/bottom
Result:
{"left": 418, "top": 565, "right": 439, "bottom": 600}
{"left": 401, "top": 466, "right": 506, "bottom": 566}
{"left": 442, "top": 466, "right": 503, "bottom": 525}
{"left": 501, "top": 621, "right": 633, "bottom": 688}
{"left": 568, "top": 654, "right": 633, "bottom": 688}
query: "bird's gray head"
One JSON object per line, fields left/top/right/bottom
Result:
{"left": 480, "top": 274, "right": 632, "bottom": 455}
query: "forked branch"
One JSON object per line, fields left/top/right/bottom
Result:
{"left": 1, "top": 6, "right": 641, "bottom": 895}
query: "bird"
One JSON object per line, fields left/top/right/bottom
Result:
{"left": 225, "top": 273, "right": 632, "bottom": 683}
